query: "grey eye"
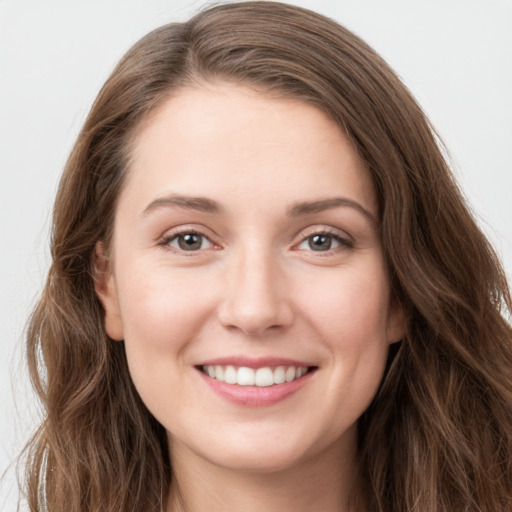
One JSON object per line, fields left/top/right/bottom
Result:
{"left": 296, "top": 232, "right": 345, "bottom": 252}
{"left": 170, "top": 233, "right": 212, "bottom": 251}
{"left": 308, "top": 234, "right": 334, "bottom": 251}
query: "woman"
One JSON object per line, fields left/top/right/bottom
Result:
{"left": 23, "top": 2, "right": 512, "bottom": 511}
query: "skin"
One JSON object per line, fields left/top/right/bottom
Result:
{"left": 95, "top": 83, "right": 405, "bottom": 512}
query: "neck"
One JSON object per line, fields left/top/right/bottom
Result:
{"left": 166, "top": 437, "right": 362, "bottom": 512}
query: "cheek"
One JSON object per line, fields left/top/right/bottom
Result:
{"left": 115, "top": 264, "right": 217, "bottom": 423}
{"left": 301, "top": 264, "right": 391, "bottom": 346}
{"left": 298, "top": 263, "right": 391, "bottom": 409}
{"left": 115, "top": 263, "right": 215, "bottom": 396}
{"left": 118, "top": 265, "right": 210, "bottom": 346}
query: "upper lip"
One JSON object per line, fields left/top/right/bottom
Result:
{"left": 196, "top": 356, "right": 316, "bottom": 369}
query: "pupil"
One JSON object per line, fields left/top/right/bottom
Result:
{"left": 179, "top": 233, "right": 202, "bottom": 250}
{"left": 309, "top": 234, "right": 331, "bottom": 251}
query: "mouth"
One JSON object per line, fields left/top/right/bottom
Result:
{"left": 198, "top": 364, "right": 316, "bottom": 387}
{"left": 194, "top": 357, "right": 318, "bottom": 406}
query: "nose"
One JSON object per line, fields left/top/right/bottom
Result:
{"left": 217, "top": 248, "right": 294, "bottom": 336}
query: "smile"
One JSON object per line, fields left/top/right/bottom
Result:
{"left": 201, "top": 365, "right": 310, "bottom": 386}
{"left": 196, "top": 359, "right": 317, "bottom": 406}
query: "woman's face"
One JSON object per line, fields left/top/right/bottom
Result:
{"left": 96, "top": 83, "right": 404, "bottom": 473}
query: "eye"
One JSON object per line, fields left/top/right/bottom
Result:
{"left": 296, "top": 231, "right": 351, "bottom": 252}
{"left": 166, "top": 232, "right": 214, "bottom": 251}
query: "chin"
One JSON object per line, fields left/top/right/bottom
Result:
{"left": 171, "top": 420, "right": 349, "bottom": 476}
{"left": 206, "top": 444, "right": 309, "bottom": 474}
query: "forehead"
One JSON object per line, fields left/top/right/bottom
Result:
{"left": 123, "top": 82, "right": 376, "bottom": 215}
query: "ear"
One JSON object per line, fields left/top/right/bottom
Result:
{"left": 94, "top": 241, "right": 124, "bottom": 341}
{"left": 386, "top": 298, "right": 407, "bottom": 345}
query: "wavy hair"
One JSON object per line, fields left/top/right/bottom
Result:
{"left": 23, "top": 2, "right": 512, "bottom": 511}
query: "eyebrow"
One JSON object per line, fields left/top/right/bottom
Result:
{"left": 142, "top": 195, "right": 224, "bottom": 216}
{"left": 142, "top": 194, "right": 375, "bottom": 222}
{"left": 288, "top": 197, "right": 376, "bottom": 222}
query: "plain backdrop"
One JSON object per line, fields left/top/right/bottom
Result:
{"left": 1, "top": 0, "right": 511, "bottom": 509}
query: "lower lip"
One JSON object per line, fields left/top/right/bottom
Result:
{"left": 197, "top": 369, "right": 315, "bottom": 407}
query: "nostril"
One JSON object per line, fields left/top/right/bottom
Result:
{"left": 216, "top": 265, "right": 294, "bottom": 335}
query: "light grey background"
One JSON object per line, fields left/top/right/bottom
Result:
{"left": 1, "top": 0, "right": 511, "bottom": 509}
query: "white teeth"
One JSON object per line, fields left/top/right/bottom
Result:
{"left": 237, "top": 367, "right": 255, "bottom": 385}
{"left": 214, "top": 365, "right": 224, "bottom": 381}
{"left": 274, "top": 366, "right": 286, "bottom": 384}
{"left": 202, "top": 365, "right": 309, "bottom": 386}
{"left": 285, "top": 366, "right": 296, "bottom": 382}
{"left": 255, "top": 367, "right": 274, "bottom": 387}
{"left": 224, "top": 365, "right": 237, "bottom": 384}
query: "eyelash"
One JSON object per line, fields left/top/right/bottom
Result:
{"left": 158, "top": 227, "right": 353, "bottom": 254}
{"left": 295, "top": 229, "right": 353, "bottom": 253}
{"left": 159, "top": 229, "right": 217, "bottom": 253}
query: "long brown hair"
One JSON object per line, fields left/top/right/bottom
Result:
{"left": 23, "top": 2, "right": 512, "bottom": 511}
